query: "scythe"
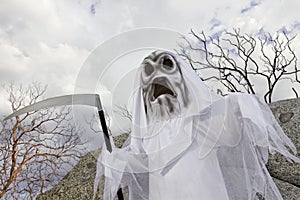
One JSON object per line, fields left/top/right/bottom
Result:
{"left": 4, "top": 93, "right": 124, "bottom": 200}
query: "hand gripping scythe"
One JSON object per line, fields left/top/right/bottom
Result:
{"left": 4, "top": 94, "right": 124, "bottom": 200}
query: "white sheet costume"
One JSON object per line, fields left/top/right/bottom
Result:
{"left": 94, "top": 50, "right": 300, "bottom": 200}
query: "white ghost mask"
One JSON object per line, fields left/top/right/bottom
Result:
{"left": 140, "top": 51, "right": 190, "bottom": 122}
{"left": 130, "top": 50, "right": 217, "bottom": 154}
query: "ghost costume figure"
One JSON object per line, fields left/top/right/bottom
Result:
{"left": 94, "top": 50, "right": 300, "bottom": 200}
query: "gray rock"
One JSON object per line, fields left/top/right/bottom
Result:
{"left": 278, "top": 112, "right": 294, "bottom": 124}
{"left": 37, "top": 134, "right": 130, "bottom": 200}
{"left": 268, "top": 98, "right": 300, "bottom": 187}
{"left": 37, "top": 99, "right": 300, "bottom": 199}
{"left": 36, "top": 150, "right": 100, "bottom": 200}
{"left": 273, "top": 178, "right": 300, "bottom": 200}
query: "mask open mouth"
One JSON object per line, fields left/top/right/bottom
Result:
{"left": 151, "top": 78, "right": 175, "bottom": 101}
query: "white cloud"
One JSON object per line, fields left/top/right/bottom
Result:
{"left": 0, "top": 0, "right": 299, "bottom": 117}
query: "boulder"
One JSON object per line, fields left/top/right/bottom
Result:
{"left": 37, "top": 150, "right": 100, "bottom": 200}
{"left": 268, "top": 98, "right": 300, "bottom": 187}
{"left": 37, "top": 134, "right": 130, "bottom": 200}
{"left": 274, "top": 178, "right": 300, "bottom": 200}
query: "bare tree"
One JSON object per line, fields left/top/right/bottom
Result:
{"left": 0, "top": 83, "right": 84, "bottom": 199}
{"left": 114, "top": 104, "right": 132, "bottom": 134}
{"left": 178, "top": 28, "right": 300, "bottom": 103}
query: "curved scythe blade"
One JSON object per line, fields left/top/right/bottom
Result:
{"left": 4, "top": 94, "right": 102, "bottom": 121}
{"left": 4, "top": 93, "right": 124, "bottom": 199}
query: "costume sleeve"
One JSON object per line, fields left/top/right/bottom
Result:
{"left": 217, "top": 93, "right": 299, "bottom": 200}
{"left": 234, "top": 93, "right": 299, "bottom": 163}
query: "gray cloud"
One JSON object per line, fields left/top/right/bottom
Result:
{"left": 0, "top": 0, "right": 299, "bottom": 117}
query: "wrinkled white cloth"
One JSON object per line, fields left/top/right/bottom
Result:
{"left": 94, "top": 50, "right": 300, "bottom": 200}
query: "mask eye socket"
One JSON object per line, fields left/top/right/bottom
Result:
{"left": 144, "top": 63, "right": 154, "bottom": 76}
{"left": 161, "top": 56, "right": 174, "bottom": 71}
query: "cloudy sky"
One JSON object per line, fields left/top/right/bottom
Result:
{"left": 1, "top": 0, "right": 300, "bottom": 116}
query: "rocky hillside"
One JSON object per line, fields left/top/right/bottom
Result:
{"left": 37, "top": 98, "right": 300, "bottom": 200}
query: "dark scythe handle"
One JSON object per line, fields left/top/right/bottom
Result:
{"left": 98, "top": 110, "right": 112, "bottom": 153}
{"left": 97, "top": 110, "right": 124, "bottom": 200}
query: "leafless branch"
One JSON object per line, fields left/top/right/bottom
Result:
{"left": 179, "top": 29, "right": 299, "bottom": 103}
{"left": 0, "top": 83, "right": 84, "bottom": 199}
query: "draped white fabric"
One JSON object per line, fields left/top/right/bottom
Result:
{"left": 94, "top": 50, "right": 300, "bottom": 200}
